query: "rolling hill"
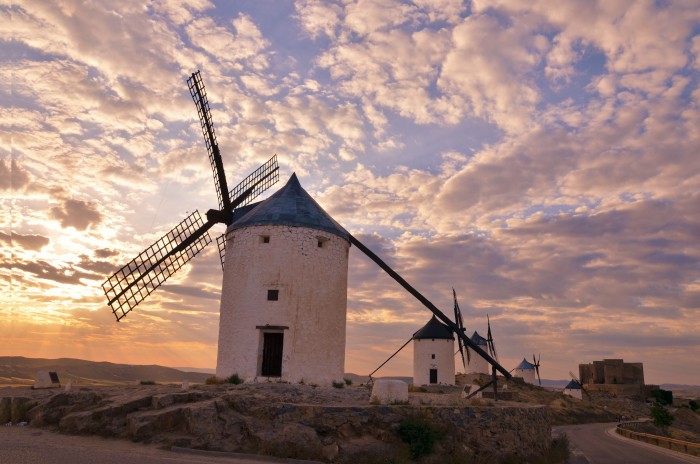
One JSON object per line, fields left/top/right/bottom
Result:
{"left": 0, "top": 356, "right": 212, "bottom": 386}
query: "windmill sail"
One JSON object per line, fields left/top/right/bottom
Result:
{"left": 103, "top": 71, "right": 280, "bottom": 322}
{"left": 486, "top": 314, "right": 498, "bottom": 361}
{"left": 228, "top": 155, "right": 279, "bottom": 209}
{"left": 452, "top": 288, "right": 469, "bottom": 367}
{"left": 188, "top": 70, "right": 231, "bottom": 212}
{"left": 350, "top": 234, "right": 511, "bottom": 379}
{"left": 103, "top": 211, "right": 212, "bottom": 321}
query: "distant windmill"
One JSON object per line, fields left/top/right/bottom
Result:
{"left": 103, "top": 71, "right": 512, "bottom": 385}
{"left": 513, "top": 355, "right": 542, "bottom": 385}
{"left": 568, "top": 371, "right": 591, "bottom": 399}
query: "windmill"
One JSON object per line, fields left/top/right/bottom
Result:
{"left": 102, "top": 70, "right": 279, "bottom": 321}
{"left": 102, "top": 71, "right": 512, "bottom": 386}
{"left": 569, "top": 371, "right": 591, "bottom": 399}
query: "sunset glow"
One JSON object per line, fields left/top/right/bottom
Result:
{"left": 2, "top": 0, "right": 700, "bottom": 385}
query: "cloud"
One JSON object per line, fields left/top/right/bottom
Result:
{"left": 0, "top": 231, "right": 50, "bottom": 250}
{"left": 0, "top": 159, "right": 31, "bottom": 191}
{"left": 49, "top": 199, "right": 103, "bottom": 230}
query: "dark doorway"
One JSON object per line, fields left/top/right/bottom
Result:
{"left": 261, "top": 332, "right": 283, "bottom": 377}
{"left": 429, "top": 368, "right": 438, "bottom": 384}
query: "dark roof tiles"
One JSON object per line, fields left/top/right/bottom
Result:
{"left": 229, "top": 173, "right": 349, "bottom": 240}
{"left": 413, "top": 316, "right": 454, "bottom": 340}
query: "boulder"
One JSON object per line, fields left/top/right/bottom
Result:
{"left": 370, "top": 379, "right": 408, "bottom": 405}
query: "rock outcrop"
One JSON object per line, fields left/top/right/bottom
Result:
{"left": 3, "top": 383, "right": 552, "bottom": 462}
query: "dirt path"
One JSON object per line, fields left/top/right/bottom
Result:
{"left": 0, "top": 426, "right": 319, "bottom": 464}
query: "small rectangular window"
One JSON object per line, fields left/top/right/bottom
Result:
{"left": 431, "top": 354, "right": 435, "bottom": 359}
{"left": 267, "top": 289, "right": 279, "bottom": 301}
{"left": 260, "top": 235, "right": 270, "bottom": 244}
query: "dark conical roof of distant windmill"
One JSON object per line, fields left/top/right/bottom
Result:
{"left": 470, "top": 331, "right": 487, "bottom": 345}
{"left": 515, "top": 358, "right": 536, "bottom": 370}
{"left": 413, "top": 316, "right": 454, "bottom": 340}
{"left": 229, "top": 173, "right": 349, "bottom": 240}
{"left": 565, "top": 379, "right": 581, "bottom": 389}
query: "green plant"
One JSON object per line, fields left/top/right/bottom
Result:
{"left": 139, "top": 380, "right": 156, "bottom": 385}
{"left": 689, "top": 400, "right": 699, "bottom": 411}
{"left": 650, "top": 388, "right": 673, "bottom": 405}
{"left": 344, "top": 377, "right": 352, "bottom": 386}
{"left": 205, "top": 375, "right": 223, "bottom": 385}
{"left": 650, "top": 404, "right": 674, "bottom": 428}
{"left": 227, "top": 373, "right": 243, "bottom": 385}
{"left": 332, "top": 380, "right": 345, "bottom": 389}
{"left": 398, "top": 417, "right": 437, "bottom": 459}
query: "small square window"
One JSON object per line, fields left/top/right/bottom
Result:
{"left": 431, "top": 354, "right": 435, "bottom": 359}
{"left": 267, "top": 289, "right": 279, "bottom": 301}
{"left": 317, "top": 240, "right": 323, "bottom": 248}
{"left": 260, "top": 235, "right": 270, "bottom": 244}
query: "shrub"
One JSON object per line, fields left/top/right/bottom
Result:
{"left": 398, "top": 417, "right": 437, "bottom": 459}
{"left": 689, "top": 400, "right": 699, "bottom": 411}
{"left": 140, "top": 380, "right": 156, "bottom": 385}
{"left": 650, "top": 388, "right": 673, "bottom": 405}
{"left": 343, "top": 377, "right": 352, "bottom": 386}
{"left": 228, "top": 373, "right": 243, "bottom": 385}
{"left": 332, "top": 380, "right": 345, "bottom": 389}
{"left": 205, "top": 375, "right": 223, "bottom": 385}
{"left": 650, "top": 405, "right": 674, "bottom": 428}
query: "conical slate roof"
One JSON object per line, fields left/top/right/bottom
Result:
{"left": 229, "top": 173, "right": 349, "bottom": 240}
{"left": 470, "top": 331, "right": 487, "bottom": 345}
{"left": 515, "top": 358, "right": 535, "bottom": 370}
{"left": 564, "top": 380, "right": 581, "bottom": 390}
{"left": 413, "top": 316, "right": 454, "bottom": 340}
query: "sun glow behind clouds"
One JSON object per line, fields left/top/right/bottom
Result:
{"left": 1, "top": 0, "right": 699, "bottom": 384}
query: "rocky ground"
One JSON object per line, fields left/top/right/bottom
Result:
{"left": 1, "top": 382, "right": 555, "bottom": 463}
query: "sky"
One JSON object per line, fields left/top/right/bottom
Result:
{"left": 2, "top": 0, "right": 700, "bottom": 385}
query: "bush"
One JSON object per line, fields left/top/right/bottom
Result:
{"left": 205, "top": 376, "right": 223, "bottom": 385}
{"left": 344, "top": 377, "right": 352, "bottom": 386}
{"left": 650, "top": 388, "right": 673, "bottom": 405}
{"left": 689, "top": 400, "right": 699, "bottom": 411}
{"left": 228, "top": 373, "right": 243, "bottom": 385}
{"left": 332, "top": 380, "right": 345, "bottom": 389}
{"left": 398, "top": 417, "right": 437, "bottom": 459}
{"left": 139, "top": 380, "right": 156, "bottom": 385}
{"left": 650, "top": 405, "right": 674, "bottom": 428}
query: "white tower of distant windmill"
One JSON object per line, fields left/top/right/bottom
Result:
{"left": 412, "top": 316, "right": 455, "bottom": 386}
{"left": 216, "top": 174, "right": 350, "bottom": 384}
{"left": 466, "top": 331, "right": 490, "bottom": 374}
{"left": 513, "top": 355, "right": 541, "bottom": 385}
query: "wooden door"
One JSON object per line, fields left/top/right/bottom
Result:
{"left": 261, "top": 332, "right": 283, "bottom": 377}
{"left": 429, "top": 368, "right": 438, "bottom": 384}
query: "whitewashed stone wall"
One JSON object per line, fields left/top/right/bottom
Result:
{"left": 467, "top": 347, "right": 491, "bottom": 375}
{"left": 216, "top": 224, "right": 350, "bottom": 386}
{"left": 515, "top": 367, "right": 537, "bottom": 384}
{"left": 413, "top": 338, "right": 455, "bottom": 386}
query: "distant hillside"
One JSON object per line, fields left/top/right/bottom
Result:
{"left": 0, "top": 356, "right": 212, "bottom": 386}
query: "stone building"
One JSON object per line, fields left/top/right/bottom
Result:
{"left": 216, "top": 174, "right": 350, "bottom": 386}
{"left": 578, "top": 358, "right": 656, "bottom": 398}
{"left": 413, "top": 316, "right": 455, "bottom": 386}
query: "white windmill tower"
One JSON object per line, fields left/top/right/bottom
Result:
{"left": 466, "top": 331, "right": 490, "bottom": 374}
{"left": 412, "top": 316, "right": 455, "bottom": 386}
{"left": 513, "top": 355, "right": 541, "bottom": 385}
{"left": 216, "top": 173, "right": 350, "bottom": 384}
